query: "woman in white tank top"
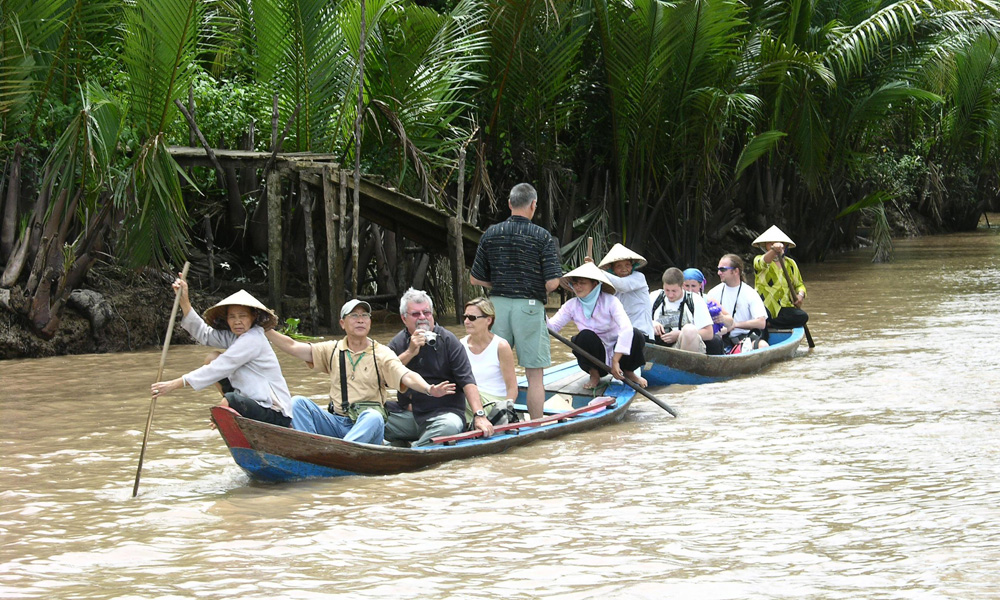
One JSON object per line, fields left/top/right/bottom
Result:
{"left": 461, "top": 297, "right": 518, "bottom": 423}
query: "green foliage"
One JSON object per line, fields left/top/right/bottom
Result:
{"left": 280, "top": 317, "right": 321, "bottom": 341}
{"left": 165, "top": 73, "right": 271, "bottom": 149}
{"left": 5, "top": 0, "right": 1000, "bottom": 287}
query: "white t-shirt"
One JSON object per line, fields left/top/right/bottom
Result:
{"left": 706, "top": 281, "right": 767, "bottom": 336}
{"left": 650, "top": 290, "right": 713, "bottom": 332}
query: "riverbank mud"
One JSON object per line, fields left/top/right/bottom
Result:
{"left": 0, "top": 266, "right": 242, "bottom": 360}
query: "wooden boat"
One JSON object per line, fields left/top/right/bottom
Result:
{"left": 210, "top": 360, "right": 634, "bottom": 482}
{"left": 642, "top": 327, "right": 805, "bottom": 386}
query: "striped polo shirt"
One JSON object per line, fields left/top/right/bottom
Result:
{"left": 471, "top": 216, "right": 562, "bottom": 302}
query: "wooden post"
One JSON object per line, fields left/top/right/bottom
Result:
{"left": 266, "top": 169, "right": 282, "bottom": 314}
{"left": 300, "top": 176, "right": 320, "bottom": 334}
{"left": 204, "top": 215, "right": 215, "bottom": 288}
{"left": 448, "top": 216, "right": 465, "bottom": 325}
{"left": 339, "top": 169, "right": 348, "bottom": 299}
{"left": 351, "top": 171, "right": 360, "bottom": 298}
{"left": 323, "top": 165, "right": 344, "bottom": 333}
{"left": 450, "top": 148, "right": 467, "bottom": 324}
{"left": 457, "top": 148, "right": 466, "bottom": 222}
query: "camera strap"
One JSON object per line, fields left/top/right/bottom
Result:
{"left": 334, "top": 340, "right": 384, "bottom": 416}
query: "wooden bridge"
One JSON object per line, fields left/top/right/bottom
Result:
{"left": 169, "top": 146, "right": 483, "bottom": 330}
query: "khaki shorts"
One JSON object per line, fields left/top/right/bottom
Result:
{"left": 490, "top": 296, "right": 551, "bottom": 369}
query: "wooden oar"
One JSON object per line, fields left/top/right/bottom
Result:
{"left": 132, "top": 261, "right": 190, "bottom": 497}
{"left": 547, "top": 329, "right": 677, "bottom": 417}
{"left": 586, "top": 236, "right": 593, "bottom": 261}
{"left": 431, "top": 397, "right": 616, "bottom": 444}
{"left": 775, "top": 255, "right": 815, "bottom": 348}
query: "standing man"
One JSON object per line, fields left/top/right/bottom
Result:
{"left": 266, "top": 299, "right": 456, "bottom": 444}
{"left": 387, "top": 288, "right": 494, "bottom": 446}
{"left": 470, "top": 183, "right": 563, "bottom": 420}
{"left": 752, "top": 225, "right": 809, "bottom": 329}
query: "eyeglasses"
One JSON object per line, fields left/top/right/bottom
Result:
{"left": 345, "top": 312, "right": 371, "bottom": 320}
{"left": 463, "top": 314, "right": 487, "bottom": 322}
{"left": 408, "top": 309, "right": 433, "bottom": 318}
{"left": 717, "top": 266, "right": 735, "bottom": 272}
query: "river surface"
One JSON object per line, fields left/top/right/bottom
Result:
{"left": 2, "top": 226, "right": 999, "bottom": 599}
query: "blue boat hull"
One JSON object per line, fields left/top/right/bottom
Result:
{"left": 643, "top": 327, "right": 805, "bottom": 386}
{"left": 211, "top": 365, "right": 635, "bottom": 482}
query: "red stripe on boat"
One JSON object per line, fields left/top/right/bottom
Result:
{"left": 210, "top": 406, "right": 252, "bottom": 449}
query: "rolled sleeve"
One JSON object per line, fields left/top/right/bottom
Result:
{"left": 181, "top": 310, "right": 235, "bottom": 350}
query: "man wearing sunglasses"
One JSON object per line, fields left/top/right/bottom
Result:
{"left": 706, "top": 254, "right": 768, "bottom": 350}
{"left": 266, "top": 299, "right": 455, "bottom": 444}
{"left": 386, "top": 288, "right": 494, "bottom": 446}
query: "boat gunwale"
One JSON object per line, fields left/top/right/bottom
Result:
{"left": 211, "top": 384, "right": 634, "bottom": 479}
{"left": 643, "top": 327, "right": 805, "bottom": 380}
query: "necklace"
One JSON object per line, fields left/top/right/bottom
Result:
{"left": 346, "top": 349, "right": 366, "bottom": 380}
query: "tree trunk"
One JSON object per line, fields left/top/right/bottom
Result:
{"left": 323, "top": 165, "right": 344, "bottom": 331}
{"left": 1, "top": 144, "right": 23, "bottom": 264}
{"left": 1, "top": 165, "right": 51, "bottom": 288}
{"left": 266, "top": 170, "right": 282, "bottom": 313}
{"left": 300, "top": 177, "right": 319, "bottom": 334}
{"left": 204, "top": 215, "right": 215, "bottom": 288}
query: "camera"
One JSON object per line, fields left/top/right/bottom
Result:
{"left": 422, "top": 330, "right": 437, "bottom": 347}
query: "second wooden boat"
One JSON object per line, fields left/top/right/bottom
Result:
{"left": 642, "top": 327, "right": 805, "bottom": 385}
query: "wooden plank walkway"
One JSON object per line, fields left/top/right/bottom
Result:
{"left": 168, "top": 146, "right": 483, "bottom": 328}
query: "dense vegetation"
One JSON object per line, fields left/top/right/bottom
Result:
{"left": 2, "top": 0, "right": 999, "bottom": 338}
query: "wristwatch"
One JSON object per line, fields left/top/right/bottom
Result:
{"left": 474, "top": 409, "right": 486, "bottom": 418}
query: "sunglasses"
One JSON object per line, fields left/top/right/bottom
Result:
{"left": 463, "top": 314, "right": 488, "bottom": 322}
{"left": 717, "top": 266, "right": 736, "bottom": 272}
{"left": 345, "top": 312, "right": 371, "bottom": 320}
{"left": 407, "top": 309, "right": 433, "bottom": 318}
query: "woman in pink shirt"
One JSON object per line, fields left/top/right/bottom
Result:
{"left": 547, "top": 262, "right": 647, "bottom": 390}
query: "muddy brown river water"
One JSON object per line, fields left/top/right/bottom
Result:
{"left": 1, "top": 227, "right": 999, "bottom": 599}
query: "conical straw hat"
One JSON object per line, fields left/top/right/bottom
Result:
{"left": 202, "top": 289, "right": 279, "bottom": 331}
{"left": 752, "top": 225, "right": 796, "bottom": 250}
{"left": 561, "top": 262, "right": 616, "bottom": 295}
{"left": 598, "top": 243, "right": 648, "bottom": 270}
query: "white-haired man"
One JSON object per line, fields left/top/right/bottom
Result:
{"left": 386, "top": 288, "right": 494, "bottom": 446}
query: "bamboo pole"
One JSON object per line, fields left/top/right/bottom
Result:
{"left": 133, "top": 261, "right": 190, "bottom": 497}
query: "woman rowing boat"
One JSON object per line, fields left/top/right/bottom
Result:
{"left": 150, "top": 278, "right": 293, "bottom": 427}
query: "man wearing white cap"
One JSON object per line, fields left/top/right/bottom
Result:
{"left": 752, "top": 225, "right": 809, "bottom": 330}
{"left": 266, "top": 299, "right": 456, "bottom": 444}
{"left": 151, "top": 279, "right": 294, "bottom": 427}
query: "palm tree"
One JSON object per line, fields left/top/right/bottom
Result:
{"left": 1, "top": 0, "right": 204, "bottom": 337}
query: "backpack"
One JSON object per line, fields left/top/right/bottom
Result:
{"left": 651, "top": 290, "right": 695, "bottom": 329}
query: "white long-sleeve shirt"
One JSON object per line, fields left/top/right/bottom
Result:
{"left": 603, "top": 271, "right": 653, "bottom": 338}
{"left": 179, "top": 310, "right": 292, "bottom": 417}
